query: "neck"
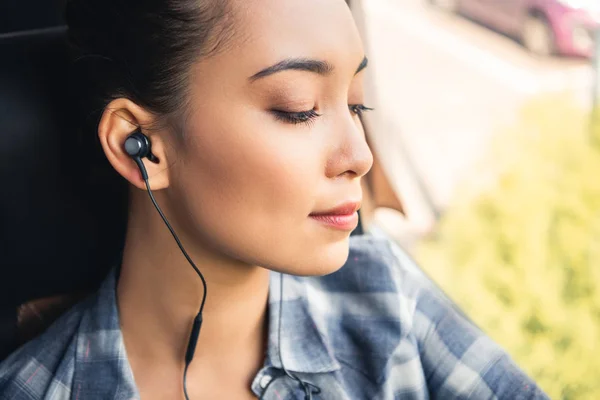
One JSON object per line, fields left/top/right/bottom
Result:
{"left": 116, "top": 190, "right": 270, "bottom": 394}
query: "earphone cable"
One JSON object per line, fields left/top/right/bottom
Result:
{"left": 183, "top": 362, "right": 191, "bottom": 400}
{"left": 142, "top": 177, "right": 207, "bottom": 400}
{"left": 144, "top": 179, "right": 208, "bottom": 314}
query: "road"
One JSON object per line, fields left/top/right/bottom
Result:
{"left": 361, "top": 0, "right": 593, "bottom": 241}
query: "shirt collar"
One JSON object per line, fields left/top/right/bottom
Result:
{"left": 265, "top": 272, "right": 341, "bottom": 374}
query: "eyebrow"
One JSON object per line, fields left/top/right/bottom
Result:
{"left": 355, "top": 56, "right": 368, "bottom": 74}
{"left": 249, "top": 56, "right": 368, "bottom": 82}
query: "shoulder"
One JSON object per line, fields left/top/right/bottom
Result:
{"left": 340, "top": 234, "right": 473, "bottom": 326}
{"left": 315, "top": 235, "right": 434, "bottom": 310}
{"left": 303, "top": 236, "right": 427, "bottom": 383}
{"left": 0, "top": 300, "right": 87, "bottom": 399}
{"left": 334, "top": 238, "right": 550, "bottom": 399}
{"left": 308, "top": 234, "right": 429, "bottom": 325}
{"left": 307, "top": 236, "right": 415, "bottom": 320}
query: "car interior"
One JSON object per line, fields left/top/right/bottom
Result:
{"left": 0, "top": 0, "right": 132, "bottom": 360}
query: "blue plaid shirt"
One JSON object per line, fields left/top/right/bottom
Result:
{"left": 0, "top": 236, "right": 548, "bottom": 399}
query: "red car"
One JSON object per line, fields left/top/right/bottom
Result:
{"left": 429, "top": 0, "right": 600, "bottom": 58}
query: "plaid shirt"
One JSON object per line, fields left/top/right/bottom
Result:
{"left": 0, "top": 236, "right": 548, "bottom": 399}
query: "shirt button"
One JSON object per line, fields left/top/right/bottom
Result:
{"left": 259, "top": 374, "right": 273, "bottom": 389}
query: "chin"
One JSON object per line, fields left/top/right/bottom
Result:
{"left": 293, "top": 235, "right": 352, "bottom": 277}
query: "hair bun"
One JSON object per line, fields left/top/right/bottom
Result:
{"left": 65, "top": 0, "right": 232, "bottom": 131}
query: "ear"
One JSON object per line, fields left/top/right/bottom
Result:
{"left": 98, "top": 99, "right": 171, "bottom": 191}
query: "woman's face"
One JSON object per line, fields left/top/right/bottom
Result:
{"left": 167, "top": 0, "right": 372, "bottom": 276}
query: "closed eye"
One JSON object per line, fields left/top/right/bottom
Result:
{"left": 271, "top": 104, "right": 373, "bottom": 126}
{"left": 271, "top": 109, "right": 321, "bottom": 125}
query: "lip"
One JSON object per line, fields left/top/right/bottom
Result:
{"left": 309, "top": 202, "right": 361, "bottom": 231}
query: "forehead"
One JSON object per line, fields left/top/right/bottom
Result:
{"left": 225, "top": 0, "right": 363, "bottom": 72}
{"left": 189, "top": 0, "right": 364, "bottom": 97}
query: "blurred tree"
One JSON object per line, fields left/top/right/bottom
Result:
{"left": 418, "top": 95, "right": 600, "bottom": 400}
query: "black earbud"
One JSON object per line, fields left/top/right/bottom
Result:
{"left": 124, "top": 130, "right": 159, "bottom": 180}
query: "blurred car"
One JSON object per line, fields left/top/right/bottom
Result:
{"left": 428, "top": 0, "right": 600, "bottom": 58}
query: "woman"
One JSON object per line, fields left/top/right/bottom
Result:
{"left": 0, "top": 0, "right": 548, "bottom": 399}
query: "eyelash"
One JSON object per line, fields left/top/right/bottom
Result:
{"left": 272, "top": 104, "right": 373, "bottom": 126}
{"left": 349, "top": 104, "right": 374, "bottom": 117}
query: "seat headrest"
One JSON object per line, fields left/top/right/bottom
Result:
{"left": 0, "top": 27, "right": 127, "bottom": 307}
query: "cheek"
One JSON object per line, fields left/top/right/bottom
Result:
{"left": 176, "top": 110, "right": 324, "bottom": 240}
{"left": 169, "top": 107, "right": 351, "bottom": 276}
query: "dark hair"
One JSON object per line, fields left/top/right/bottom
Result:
{"left": 63, "top": 0, "right": 235, "bottom": 257}
{"left": 66, "top": 0, "right": 234, "bottom": 132}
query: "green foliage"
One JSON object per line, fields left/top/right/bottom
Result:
{"left": 417, "top": 96, "right": 600, "bottom": 399}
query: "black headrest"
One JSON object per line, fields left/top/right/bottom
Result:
{"left": 0, "top": 27, "right": 127, "bottom": 308}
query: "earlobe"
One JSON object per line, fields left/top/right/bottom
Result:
{"left": 97, "top": 99, "right": 171, "bottom": 191}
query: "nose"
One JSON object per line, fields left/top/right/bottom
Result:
{"left": 325, "top": 114, "right": 373, "bottom": 179}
